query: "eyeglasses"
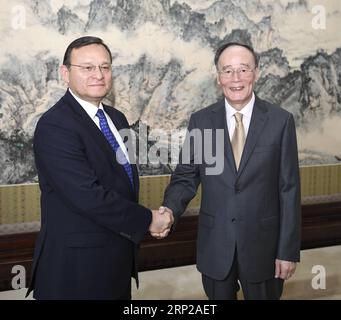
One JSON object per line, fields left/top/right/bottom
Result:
{"left": 218, "top": 67, "right": 255, "bottom": 79}
{"left": 67, "top": 64, "right": 112, "bottom": 74}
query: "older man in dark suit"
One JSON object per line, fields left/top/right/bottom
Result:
{"left": 155, "top": 42, "right": 301, "bottom": 300}
{"left": 26, "top": 36, "right": 173, "bottom": 300}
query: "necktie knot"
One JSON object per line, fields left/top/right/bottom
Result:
{"left": 96, "top": 108, "right": 105, "bottom": 119}
{"left": 234, "top": 112, "right": 243, "bottom": 123}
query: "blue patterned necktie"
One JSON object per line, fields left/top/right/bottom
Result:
{"left": 96, "top": 109, "right": 134, "bottom": 188}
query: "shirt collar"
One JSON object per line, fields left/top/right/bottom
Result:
{"left": 225, "top": 92, "right": 255, "bottom": 120}
{"left": 69, "top": 88, "right": 104, "bottom": 120}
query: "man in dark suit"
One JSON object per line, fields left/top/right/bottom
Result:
{"left": 26, "top": 36, "right": 173, "bottom": 300}
{"left": 154, "top": 42, "right": 301, "bottom": 300}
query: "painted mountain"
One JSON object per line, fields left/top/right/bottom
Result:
{"left": 0, "top": 0, "right": 340, "bottom": 183}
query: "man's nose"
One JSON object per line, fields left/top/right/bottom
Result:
{"left": 93, "top": 66, "right": 104, "bottom": 79}
{"left": 231, "top": 70, "right": 242, "bottom": 80}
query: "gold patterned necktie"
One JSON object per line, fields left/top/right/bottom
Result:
{"left": 231, "top": 112, "right": 245, "bottom": 170}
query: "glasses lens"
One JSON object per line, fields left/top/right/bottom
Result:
{"left": 220, "top": 68, "right": 253, "bottom": 78}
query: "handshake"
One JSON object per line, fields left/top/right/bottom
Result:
{"left": 149, "top": 206, "right": 174, "bottom": 239}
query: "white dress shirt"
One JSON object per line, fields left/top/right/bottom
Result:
{"left": 225, "top": 92, "right": 255, "bottom": 141}
{"left": 69, "top": 89, "right": 130, "bottom": 163}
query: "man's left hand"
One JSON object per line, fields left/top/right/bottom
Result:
{"left": 275, "top": 259, "right": 297, "bottom": 280}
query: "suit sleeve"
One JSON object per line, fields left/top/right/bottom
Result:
{"left": 34, "top": 118, "right": 151, "bottom": 244}
{"left": 163, "top": 115, "right": 201, "bottom": 218}
{"left": 277, "top": 113, "right": 301, "bottom": 262}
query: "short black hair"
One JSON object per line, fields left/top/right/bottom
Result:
{"left": 214, "top": 42, "right": 259, "bottom": 68}
{"left": 63, "top": 36, "right": 112, "bottom": 66}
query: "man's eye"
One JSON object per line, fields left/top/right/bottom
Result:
{"left": 84, "top": 66, "right": 93, "bottom": 71}
{"left": 101, "top": 66, "right": 110, "bottom": 71}
{"left": 241, "top": 69, "right": 248, "bottom": 73}
{"left": 225, "top": 70, "right": 232, "bottom": 74}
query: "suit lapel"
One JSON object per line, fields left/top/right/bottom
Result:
{"left": 237, "top": 96, "right": 268, "bottom": 176}
{"left": 63, "top": 91, "right": 137, "bottom": 197}
{"left": 209, "top": 99, "right": 236, "bottom": 174}
{"left": 62, "top": 91, "right": 116, "bottom": 165}
{"left": 104, "top": 105, "right": 139, "bottom": 198}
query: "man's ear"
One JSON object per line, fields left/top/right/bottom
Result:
{"left": 254, "top": 67, "right": 260, "bottom": 82}
{"left": 216, "top": 74, "right": 221, "bottom": 86}
{"left": 60, "top": 65, "right": 70, "bottom": 84}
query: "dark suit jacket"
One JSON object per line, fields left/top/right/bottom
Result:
{"left": 27, "top": 90, "right": 152, "bottom": 299}
{"left": 164, "top": 96, "right": 301, "bottom": 282}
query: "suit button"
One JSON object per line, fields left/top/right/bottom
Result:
{"left": 231, "top": 218, "right": 236, "bottom": 222}
{"left": 235, "top": 183, "right": 241, "bottom": 193}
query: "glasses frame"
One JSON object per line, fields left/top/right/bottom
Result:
{"left": 67, "top": 64, "right": 112, "bottom": 74}
{"left": 218, "top": 66, "right": 256, "bottom": 79}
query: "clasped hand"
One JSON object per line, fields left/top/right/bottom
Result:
{"left": 149, "top": 206, "right": 174, "bottom": 239}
